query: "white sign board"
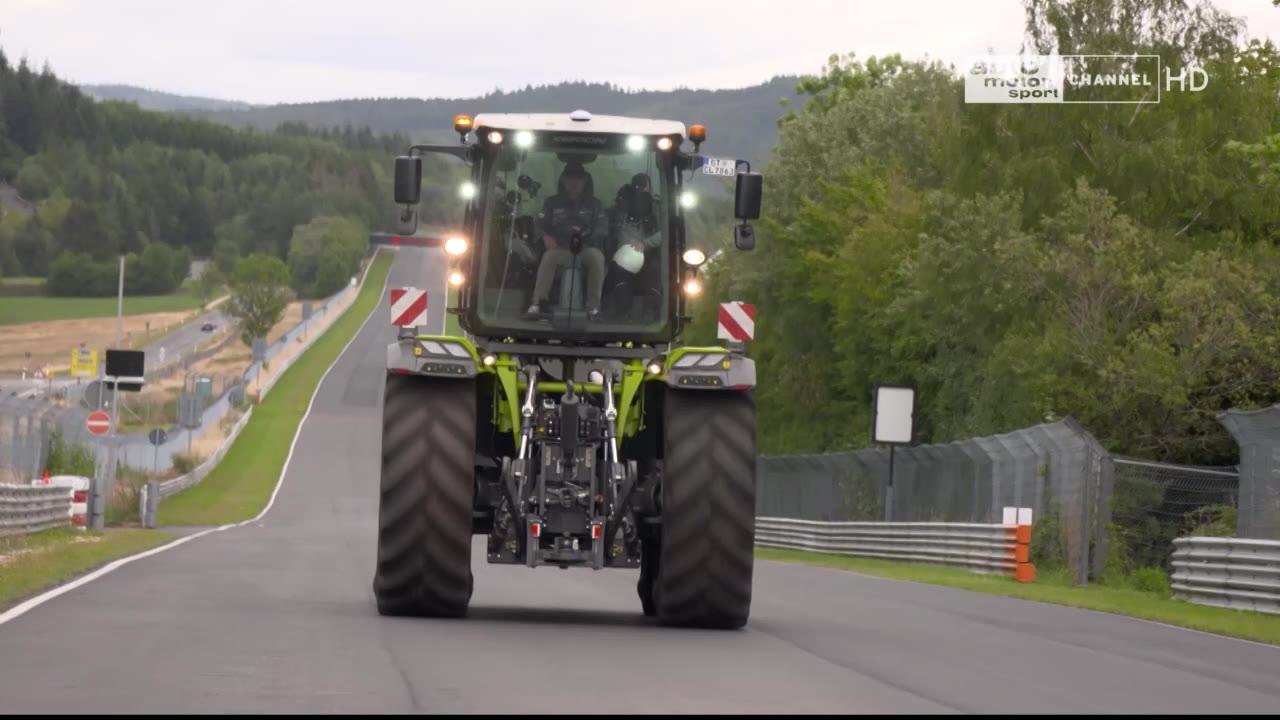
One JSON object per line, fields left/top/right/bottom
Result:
{"left": 873, "top": 385, "right": 915, "bottom": 445}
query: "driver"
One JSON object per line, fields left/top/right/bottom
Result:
{"left": 524, "top": 161, "right": 609, "bottom": 320}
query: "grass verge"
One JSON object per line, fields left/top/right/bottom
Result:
{"left": 0, "top": 293, "right": 205, "bottom": 325}
{"left": 0, "top": 528, "right": 173, "bottom": 610}
{"left": 156, "top": 252, "right": 392, "bottom": 526}
{"left": 756, "top": 547, "right": 1280, "bottom": 646}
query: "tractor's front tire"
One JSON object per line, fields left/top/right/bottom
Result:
{"left": 654, "top": 389, "right": 756, "bottom": 629}
{"left": 373, "top": 373, "right": 476, "bottom": 618}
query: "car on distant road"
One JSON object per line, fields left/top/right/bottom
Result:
{"left": 201, "top": 321, "right": 216, "bottom": 332}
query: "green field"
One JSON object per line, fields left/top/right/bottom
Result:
{"left": 0, "top": 293, "right": 206, "bottom": 325}
{"left": 0, "top": 528, "right": 173, "bottom": 611}
{"left": 757, "top": 547, "right": 1280, "bottom": 646}
{"left": 157, "top": 252, "right": 391, "bottom": 526}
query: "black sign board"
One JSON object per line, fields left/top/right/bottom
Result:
{"left": 105, "top": 349, "right": 145, "bottom": 392}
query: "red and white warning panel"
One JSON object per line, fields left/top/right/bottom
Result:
{"left": 717, "top": 301, "right": 756, "bottom": 342}
{"left": 390, "top": 287, "right": 428, "bottom": 328}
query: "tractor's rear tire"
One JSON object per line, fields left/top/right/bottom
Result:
{"left": 638, "top": 536, "right": 658, "bottom": 617}
{"left": 654, "top": 389, "right": 756, "bottom": 629}
{"left": 373, "top": 373, "right": 476, "bottom": 618}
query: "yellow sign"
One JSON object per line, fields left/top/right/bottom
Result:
{"left": 70, "top": 347, "right": 98, "bottom": 377}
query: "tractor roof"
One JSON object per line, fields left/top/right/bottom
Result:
{"left": 473, "top": 112, "right": 686, "bottom": 137}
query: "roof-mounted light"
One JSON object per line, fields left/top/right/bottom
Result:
{"left": 515, "top": 130, "right": 534, "bottom": 148}
{"left": 453, "top": 114, "right": 473, "bottom": 140}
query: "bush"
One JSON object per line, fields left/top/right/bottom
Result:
{"left": 1030, "top": 509, "right": 1069, "bottom": 571}
{"left": 1185, "top": 504, "right": 1237, "bottom": 538}
{"left": 1130, "top": 567, "right": 1171, "bottom": 597}
{"left": 45, "top": 431, "right": 96, "bottom": 477}
{"left": 171, "top": 452, "right": 203, "bottom": 475}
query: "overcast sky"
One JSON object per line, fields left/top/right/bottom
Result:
{"left": 3, "top": 0, "right": 1278, "bottom": 104}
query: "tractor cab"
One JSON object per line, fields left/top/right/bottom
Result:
{"left": 393, "top": 110, "right": 761, "bottom": 346}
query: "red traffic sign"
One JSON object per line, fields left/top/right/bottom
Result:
{"left": 86, "top": 410, "right": 111, "bottom": 436}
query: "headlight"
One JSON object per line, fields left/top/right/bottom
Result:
{"left": 656, "top": 137, "right": 673, "bottom": 151}
{"left": 487, "top": 131, "right": 504, "bottom": 144}
{"left": 445, "top": 237, "right": 468, "bottom": 256}
{"left": 682, "top": 248, "right": 706, "bottom": 267}
{"left": 449, "top": 271, "right": 465, "bottom": 286}
{"left": 627, "top": 135, "right": 646, "bottom": 152}
{"left": 515, "top": 131, "right": 534, "bottom": 148}
{"left": 459, "top": 182, "right": 477, "bottom": 200}
{"left": 680, "top": 192, "right": 698, "bottom": 209}
{"left": 682, "top": 276, "right": 703, "bottom": 296}
{"left": 647, "top": 362, "right": 663, "bottom": 375}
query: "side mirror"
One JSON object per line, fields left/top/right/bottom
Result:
{"left": 394, "top": 156, "right": 422, "bottom": 205}
{"left": 734, "top": 224, "right": 755, "bottom": 251}
{"left": 734, "top": 172, "right": 762, "bottom": 220}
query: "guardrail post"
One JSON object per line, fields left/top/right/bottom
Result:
{"left": 144, "top": 480, "right": 158, "bottom": 529}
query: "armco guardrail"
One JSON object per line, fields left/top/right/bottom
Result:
{"left": 0, "top": 484, "right": 72, "bottom": 536}
{"left": 755, "top": 518, "right": 1037, "bottom": 582}
{"left": 154, "top": 408, "right": 254, "bottom": 503}
{"left": 1171, "top": 536, "right": 1280, "bottom": 615}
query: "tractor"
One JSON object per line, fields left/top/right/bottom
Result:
{"left": 374, "top": 110, "right": 763, "bottom": 628}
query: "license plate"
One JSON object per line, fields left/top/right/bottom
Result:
{"left": 701, "top": 157, "right": 737, "bottom": 177}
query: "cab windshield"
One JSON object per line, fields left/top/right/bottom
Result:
{"left": 473, "top": 137, "right": 672, "bottom": 339}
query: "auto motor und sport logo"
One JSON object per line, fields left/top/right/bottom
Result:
{"left": 965, "top": 54, "right": 1208, "bottom": 104}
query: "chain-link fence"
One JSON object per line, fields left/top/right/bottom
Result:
{"left": 1109, "top": 457, "right": 1239, "bottom": 574}
{"left": 0, "top": 396, "right": 62, "bottom": 484}
{"left": 757, "top": 418, "right": 1114, "bottom": 584}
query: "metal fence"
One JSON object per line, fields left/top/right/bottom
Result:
{"left": 1172, "top": 536, "right": 1280, "bottom": 615}
{"left": 1220, "top": 404, "right": 1280, "bottom": 540}
{"left": 757, "top": 418, "right": 1114, "bottom": 584}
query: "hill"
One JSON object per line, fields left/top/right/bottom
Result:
{"left": 81, "top": 84, "right": 253, "bottom": 112}
{"left": 178, "top": 77, "right": 801, "bottom": 167}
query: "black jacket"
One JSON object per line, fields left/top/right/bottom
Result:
{"left": 537, "top": 170, "right": 609, "bottom": 251}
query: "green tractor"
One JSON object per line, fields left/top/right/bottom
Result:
{"left": 374, "top": 110, "right": 763, "bottom": 628}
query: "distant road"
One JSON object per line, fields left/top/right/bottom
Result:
{"left": 0, "top": 304, "right": 232, "bottom": 402}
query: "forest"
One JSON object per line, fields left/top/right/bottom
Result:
{"left": 0, "top": 50, "right": 426, "bottom": 299}
{"left": 693, "top": 0, "right": 1280, "bottom": 465}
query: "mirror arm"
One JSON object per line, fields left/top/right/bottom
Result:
{"left": 407, "top": 143, "right": 472, "bottom": 162}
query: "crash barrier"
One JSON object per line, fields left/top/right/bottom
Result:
{"left": 1171, "top": 536, "right": 1280, "bottom": 615}
{"left": 755, "top": 517, "right": 1037, "bottom": 582}
{"left": 0, "top": 476, "right": 88, "bottom": 536}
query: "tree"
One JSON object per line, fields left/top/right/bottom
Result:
{"left": 192, "top": 266, "right": 223, "bottom": 305}
{"left": 130, "top": 242, "right": 178, "bottom": 294}
{"left": 286, "top": 215, "right": 366, "bottom": 298}
{"left": 226, "top": 253, "right": 291, "bottom": 348}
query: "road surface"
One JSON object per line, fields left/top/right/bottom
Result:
{"left": 1, "top": 248, "right": 1277, "bottom": 713}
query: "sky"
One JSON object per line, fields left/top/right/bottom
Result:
{"left": 3, "top": 0, "right": 1278, "bottom": 105}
